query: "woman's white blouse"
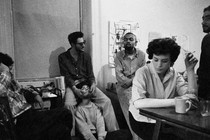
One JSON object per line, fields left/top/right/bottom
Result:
{"left": 129, "top": 63, "right": 188, "bottom": 122}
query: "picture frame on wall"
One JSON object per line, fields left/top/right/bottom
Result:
{"left": 108, "top": 20, "right": 140, "bottom": 67}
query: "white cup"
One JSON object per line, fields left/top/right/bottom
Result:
{"left": 175, "top": 97, "right": 192, "bottom": 114}
{"left": 55, "top": 76, "right": 65, "bottom": 98}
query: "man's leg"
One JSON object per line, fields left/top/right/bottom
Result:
{"left": 92, "top": 87, "right": 119, "bottom": 131}
{"left": 65, "top": 87, "right": 77, "bottom": 107}
{"left": 105, "top": 130, "right": 132, "bottom": 140}
{"left": 117, "top": 87, "right": 141, "bottom": 140}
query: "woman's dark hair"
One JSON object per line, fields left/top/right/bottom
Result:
{"left": 75, "top": 81, "right": 91, "bottom": 89}
{"left": 68, "top": 31, "right": 84, "bottom": 44}
{"left": 0, "top": 52, "right": 14, "bottom": 67}
{"left": 146, "top": 38, "right": 180, "bottom": 66}
{"left": 204, "top": 5, "right": 210, "bottom": 12}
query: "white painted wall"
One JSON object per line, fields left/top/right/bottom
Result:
{"left": 91, "top": 0, "right": 210, "bottom": 91}
{"left": 0, "top": 0, "right": 14, "bottom": 58}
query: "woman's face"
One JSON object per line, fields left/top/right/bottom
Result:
{"left": 152, "top": 54, "right": 171, "bottom": 75}
{"left": 81, "top": 85, "right": 90, "bottom": 98}
{"left": 0, "top": 63, "right": 9, "bottom": 73}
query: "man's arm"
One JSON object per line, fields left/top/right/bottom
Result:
{"left": 86, "top": 54, "right": 96, "bottom": 85}
{"left": 58, "top": 55, "right": 75, "bottom": 88}
{"left": 114, "top": 56, "right": 133, "bottom": 88}
{"left": 86, "top": 55, "right": 96, "bottom": 94}
{"left": 0, "top": 72, "right": 10, "bottom": 94}
{"left": 20, "top": 87, "right": 44, "bottom": 109}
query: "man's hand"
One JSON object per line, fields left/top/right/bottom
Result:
{"left": 34, "top": 94, "right": 44, "bottom": 109}
{"left": 72, "top": 86, "right": 83, "bottom": 98}
{"left": 90, "top": 82, "right": 96, "bottom": 94}
{"left": 98, "top": 136, "right": 105, "bottom": 140}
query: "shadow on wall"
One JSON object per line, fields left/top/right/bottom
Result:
{"left": 96, "top": 64, "right": 117, "bottom": 93}
{"left": 49, "top": 47, "right": 66, "bottom": 77}
{"left": 13, "top": 10, "right": 75, "bottom": 78}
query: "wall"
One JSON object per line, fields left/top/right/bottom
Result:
{"left": 0, "top": 0, "right": 14, "bottom": 58}
{"left": 13, "top": 0, "right": 80, "bottom": 79}
{"left": 91, "top": 0, "right": 210, "bottom": 91}
{"left": 81, "top": 0, "right": 92, "bottom": 55}
{"left": 2, "top": 0, "right": 209, "bottom": 91}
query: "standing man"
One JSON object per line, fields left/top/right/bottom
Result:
{"left": 197, "top": 5, "right": 210, "bottom": 100}
{"left": 58, "top": 31, "right": 119, "bottom": 133}
{"left": 114, "top": 32, "right": 146, "bottom": 140}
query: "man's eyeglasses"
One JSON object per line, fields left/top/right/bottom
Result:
{"left": 123, "top": 38, "right": 135, "bottom": 42}
{"left": 76, "top": 40, "right": 86, "bottom": 46}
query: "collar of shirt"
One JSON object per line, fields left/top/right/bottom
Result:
{"left": 67, "top": 48, "right": 77, "bottom": 58}
{"left": 148, "top": 62, "right": 174, "bottom": 83}
{"left": 66, "top": 48, "right": 84, "bottom": 63}
{"left": 121, "top": 48, "right": 138, "bottom": 59}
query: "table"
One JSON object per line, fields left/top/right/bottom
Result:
{"left": 18, "top": 77, "right": 63, "bottom": 110}
{"left": 33, "top": 96, "right": 62, "bottom": 110}
{"left": 139, "top": 107, "right": 210, "bottom": 140}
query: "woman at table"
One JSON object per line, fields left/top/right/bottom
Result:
{"left": 129, "top": 38, "right": 198, "bottom": 140}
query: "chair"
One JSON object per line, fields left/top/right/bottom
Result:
{"left": 0, "top": 96, "right": 17, "bottom": 140}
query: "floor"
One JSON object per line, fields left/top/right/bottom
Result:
{"left": 72, "top": 136, "right": 81, "bottom": 140}
{"left": 0, "top": 88, "right": 129, "bottom": 140}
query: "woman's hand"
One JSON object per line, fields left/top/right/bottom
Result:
{"left": 184, "top": 52, "right": 198, "bottom": 96}
{"left": 184, "top": 53, "right": 198, "bottom": 71}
